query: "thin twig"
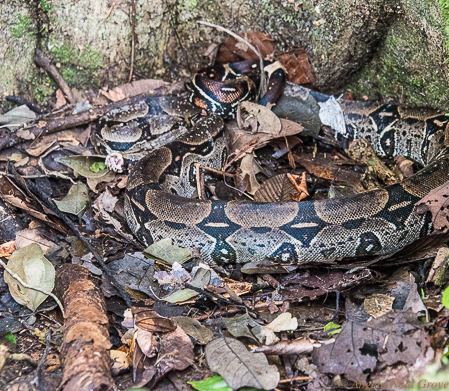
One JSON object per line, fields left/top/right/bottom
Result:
{"left": 33, "top": 49, "right": 74, "bottom": 104}
{"left": 6, "top": 96, "right": 44, "bottom": 115}
{"left": 278, "top": 376, "right": 310, "bottom": 383}
{"left": 104, "top": 2, "right": 115, "bottom": 19}
{"left": 0, "top": 258, "right": 65, "bottom": 316}
{"left": 200, "top": 170, "right": 207, "bottom": 199}
{"left": 196, "top": 163, "right": 235, "bottom": 178}
{"left": 36, "top": 329, "right": 52, "bottom": 391}
{"left": 0, "top": 171, "right": 54, "bottom": 179}
{"left": 128, "top": 0, "right": 136, "bottom": 82}
{"left": 197, "top": 21, "right": 267, "bottom": 99}
{"left": 194, "top": 163, "right": 204, "bottom": 200}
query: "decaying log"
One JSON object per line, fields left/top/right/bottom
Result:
{"left": 55, "top": 264, "right": 115, "bottom": 391}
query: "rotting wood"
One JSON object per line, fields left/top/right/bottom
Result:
{"left": 55, "top": 264, "right": 115, "bottom": 391}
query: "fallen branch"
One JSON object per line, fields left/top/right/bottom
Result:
{"left": 55, "top": 264, "right": 115, "bottom": 391}
{"left": 0, "top": 84, "right": 181, "bottom": 153}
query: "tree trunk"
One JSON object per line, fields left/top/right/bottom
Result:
{"left": 1, "top": 0, "right": 448, "bottom": 109}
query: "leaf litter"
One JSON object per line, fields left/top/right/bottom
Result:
{"left": 1, "top": 28, "right": 449, "bottom": 391}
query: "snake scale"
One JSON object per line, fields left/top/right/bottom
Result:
{"left": 99, "top": 61, "right": 449, "bottom": 265}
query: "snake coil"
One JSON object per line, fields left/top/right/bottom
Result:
{"left": 100, "top": 60, "right": 449, "bottom": 265}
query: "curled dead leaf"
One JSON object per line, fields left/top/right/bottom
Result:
{"left": 415, "top": 180, "right": 449, "bottom": 233}
{"left": 216, "top": 31, "right": 275, "bottom": 63}
{"left": 241, "top": 101, "right": 281, "bottom": 135}
{"left": 133, "top": 307, "right": 177, "bottom": 333}
{"left": 277, "top": 48, "right": 316, "bottom": 87}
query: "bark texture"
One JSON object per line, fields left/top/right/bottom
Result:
{"left": 55, "top": 264, "right": 114, "bottom": 391}
{"left": 1, "top": 0, "right": 448, "bottom": 109}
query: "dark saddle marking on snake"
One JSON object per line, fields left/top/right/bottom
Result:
{"left": 100, "top": 61, "right": 449, "bottom": 265}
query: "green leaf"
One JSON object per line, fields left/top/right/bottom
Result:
{"left": 188, "top": 375, "right": 263, "bottom": 391}
{"left": 54, "top": 183, "right": 90, "bottom": 217}
{"left": 442, "top": 286, "right": 449, "bottom": 309}
{"left": 324, "top": 321, "right": 341, "bottom": 335}
{"left": 4, "top": 243, "right": 55, "bottom": 311}
{"left": 90, "top": 162, "right": 107, "bottom": 173}
{"left": 55, "top": 155, "right": 109, "bottom": 178}
{"left": 4, "top": 333, "right": 16, "bottom": 344}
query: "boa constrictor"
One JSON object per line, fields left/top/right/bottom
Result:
{"left": 101, "top": 63, "right": 449, "bottom": 265}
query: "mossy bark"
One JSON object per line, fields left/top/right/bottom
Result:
{"left": 1, "top": 0, "right": 448, "bottom": 110}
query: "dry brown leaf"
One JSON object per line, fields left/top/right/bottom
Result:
{"left": 266, "top": 312, "right": 298, "bottom": 332}
{"left": 270, "top": 135, "right": 302, "bottom": 159}
{"left": 241, "top": 101, "right": 282, "bottom": 135}
{"left": 294, "top": 151, "right": 364, "bottom": 191}
{"left": 171, "top": 316, "right": 213, "bottom": 345}
{"left": 238, "top": 153, "right": 261, "bottom": 194}
{"left": 93, "top": 188, "right": 132, "bottom": 239}
{"left": 14, "top": 157, "right": 29, "bottom": 167}
{"left": 206, "top": 337, "right": 280, "bottom": 390}
{"left": 227, "top": 115, "right": 303, "bottom": 169}
{"left": 224, "top": 280, "right": 252, "bottom": 296}
{"left": 87, "top": 170, "right": 116, "bottom": 193}
{"left": 100, "top": 79, "right": 169, "bottom": 102}
{"left": 313, "top": 18, "right": 326, "bottom": 26}
{"left": 14, "top": 228, "right": 57, "bottom": 254}
{"left": 280, "top": 118, "right": 304, "bottom": 135}
{"left": 415, "top": 180, "right": 449, "bottom": 233}
{"left": 0, "top": 241, "right": 15, "bottom": 259}
{"left": 132, "top": 335, "right": 156, "bottom": 387}
{"left": 94, "top": 188, "right": 117, "bottom": 213}
{"left": 16, "top": 128, "right": 35, "bottom": 140}
{"left": 216, "top": 31, "right": 275, "bottom": 63}
{"left": 133, "top": 307, "right": 177, "bottom": 333}
{"left": 254, "top": 174, "right": 297, "bottom": 202}
{"left": 110, "top": 349, "right": 131, "bottom": 376}
{"left": 146, "top": 326, "right": 195, "bottom": 388}
{"left": 26, "top": 129, "right": 82, "bottom": 157}
{"left": 277, "top": 48, "right": 316, "bottom": 87}
{"left": 313, "top": 311, "right": 433, "bottom": 384}
{"left": 55, "top": 89, "right": 67, "bottom": 109}
{"left": 203, "top": 43, "right": 220, "bottom": 63}
{"left": 135, "top": 328, "right": 158, "bottom": 358}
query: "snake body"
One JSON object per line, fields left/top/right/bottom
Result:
{"left": 102, "top": 62, "right": 449, "bottom": 265}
